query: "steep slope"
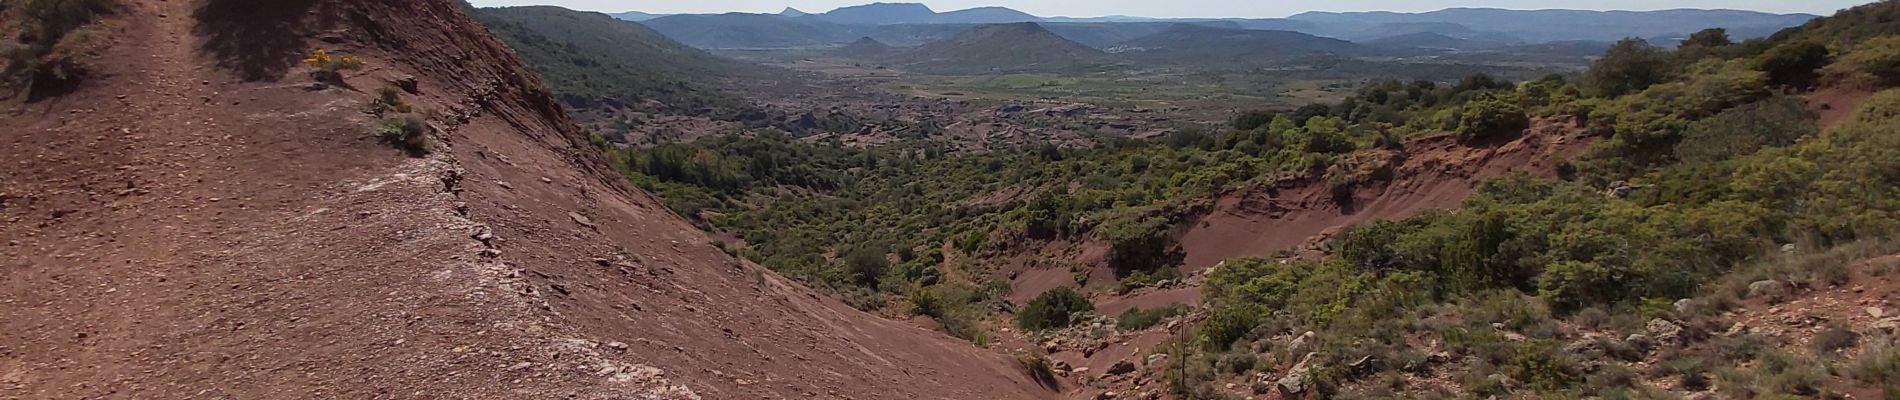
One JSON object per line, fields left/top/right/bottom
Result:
{"left": 1178, "top": 119, "right": 1595, "bottom": 270}
{"left": 0, "top": 0, "right": 1046, "bottom": 398}
{"left": 474, "top": 6, "right": 744, "bottom": 112}
{"left": 900, "top": 22, "right": 1111, "bottom": 74}
{"left": 1115, "top": 24, "right": 1374, "bottom": 65}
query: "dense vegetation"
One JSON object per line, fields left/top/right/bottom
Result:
{"left": 1161, "top": 4, "right": 1900, "bottom": 396}
{"left": 600, "top": 2, "right": 1900, "bottom": 397}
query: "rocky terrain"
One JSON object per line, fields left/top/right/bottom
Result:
{"left": 0, "top": 0, "right": 1049, "bottom": 398}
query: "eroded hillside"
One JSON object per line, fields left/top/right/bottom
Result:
{"left": 0, "top": 0, "right": 1047, "bottom": 398}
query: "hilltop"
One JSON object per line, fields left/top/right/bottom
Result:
{"left": 898, "top": 22, "right": 1111, "bottom": 74}
{"left": 474, "top": 6, "right": 746, "bottom": 113}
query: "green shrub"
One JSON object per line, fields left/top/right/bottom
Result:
{"left": 1834, "top": 35, "right": 1900, "bottom": 85}
{"left": 1754, "top": 40, "right": 1830, "bottom": 85}
{"left": 1116, "top": 304, "right": 1186, "bottom": 331}
{"left": 377, "top": 114, "right": 430, "bottom": 156}
{"left": 1583, "top": 38, "right": 1674, "bottom": 97}
{"left": 842, "top": 245, "right": 890, "bottom": 287}
{"left": 1455, "top": 93, "right": 1530, "bottom": 141}
{"left": 1103, "top": 216, "right": 1174, "bottom": 274}
{"left": 3, "top": 0, "right": 112, "bottom": 83}
{"left": 1508, "top": 341, "right": 1581, "bottom": 391}
{"left": 1016, "top": 287, "right": 1093, "bottom": 331}
{"left": 1195, "top": 304, "right": 1260, "bottom": 351}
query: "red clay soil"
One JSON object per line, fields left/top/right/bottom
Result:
{"left": 0, "top": 1, "right": 1045, "bottom": 398}
{"left": 1178, "top": 118, "right": 1595, "bottom": 271}
{"left": 1808, "top": 86, "right": 1875, "bottom": 130}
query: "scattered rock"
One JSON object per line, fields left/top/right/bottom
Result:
{"left": 606, "top": 341, "right": 628, "bottom": 351}
{"left": 568, "top": 212, "right": 598, "bottom": 229}
{"left": 1488, "top": 373, "right": 1520, "bottom": 390}
{"left": 1502, "top": 332, "right": 1528, "bottom": 342}
{"left": 1724, "top": 322, "right": 1749, "bottom": 337}
{"left": 1347, "top": 355, "right": 1378, "bottom": 377}
{"left": 1747, "top": 280, "right": 1788, "bottom": 299}
{"left": 393, "top": 75, "right": 420, "bottom": 94}
{"left": 1106, "top": 360, "right": 1136, "bottom": 375}
{"left": 1870, "top": 307, "right": 1888, "bottom": 319}
{"left": 1625, "top": 333, "right": 1655, "bottom": 353}
{"left": 1286, "top": 331, "right": 1316, "bottom": 354}
{"left": 1277, "top": 352, "right": 1317, "bottom": 395}
{"left": 1563, "top": 336, "right": 1604, "bottom": 358}
{"left": 1674, "top": 298, "right": 1695, "bottom": 315}
{"left": 1647, "top": 319, "right": 1685, "bottom": 346}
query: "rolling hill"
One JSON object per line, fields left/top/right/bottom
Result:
{"left": 475, "top": 6, "right": 747, "bottom": 112}
{"left": 898, "top": 22, "right": 1111, "bottom": 74}
{"left": 816, "top": 3, "right": 1042, "bottom": 25}
{"left": 1115, "top": 24, "right": 1372, "bottom": 65}
{"left": 640, "top": 13, "right": 850, "bottom": 49}
{"left": 1289, "top": 8, "right": 1817, "bottom": 43}
{"left": 608, "top": 10, "right": 665, "bottom": 21}
{"left": 836, "top": 36, "right": 896, "bottom": 58}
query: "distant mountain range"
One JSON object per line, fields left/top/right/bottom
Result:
{"left": 614, "top": 4, "right": 1818, "bottom": 51}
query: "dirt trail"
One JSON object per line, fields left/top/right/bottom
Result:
{"left": 0, "top": 1, "right": 1045, "bottom": 398}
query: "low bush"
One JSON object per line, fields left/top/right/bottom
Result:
{"left": 1016, "top": 287, "right": 1092, "bottom": 331}
{"left": 377, "top": 114, "right": 429, "bottom": 156}
{"left": 1116, "top": 303, "right": 1186, "bottom": 331}
{"left": 1454, "top": 93, "right": 1530, "bottom": 142}
{"left": 1849, "top": 344, "right": 1900, "bottom": 385}
{"left": 3, "top": 0, "right": 113, "bottom": 86}
{"left": 1811, "top": 323, "right": 1860, "bottom": 355}
{"left": 301, "top": 49, "right": 364, "bottom": 83}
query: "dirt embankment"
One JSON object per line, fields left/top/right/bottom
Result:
{"left": 1178, "top": 118, "right": 1594, "bottom": 271}
{"left": 0, "top": 1, "right": 1044, "bottom": 398}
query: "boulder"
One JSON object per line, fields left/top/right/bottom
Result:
{"left": 1277, "top": 352, "right": 1318, "bottom": 395}
{"left": 1563, "top": 336, "right": 1604, "bottom": 358}
{"left": 1625, "top": 334, "right": 1654, "bottom": 353}
{"left": 1646, "top": 319, "right": 1685, "bottom": 346}
{"left": 1107, "top": 360, "right": 1136, "bottom": 375}
{"left": 1747, "top": 280, "right": 1788, "bottom": 299}
{"left": 1286, "top": 331, "right": 1316, "bottom": 354}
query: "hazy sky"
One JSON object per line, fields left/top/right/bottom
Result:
{"left": 467, "top": 0, "right": 1876, "bottom": 18}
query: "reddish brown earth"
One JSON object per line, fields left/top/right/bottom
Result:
{"left": 1808, "top": 86, "right": 1875, "bottom": 130}
{"left": 0, "top": 1, "right": 1046, "bottom": 398}
{"left": 1178, "top": 118, "right": 1594, "bottom": 271}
